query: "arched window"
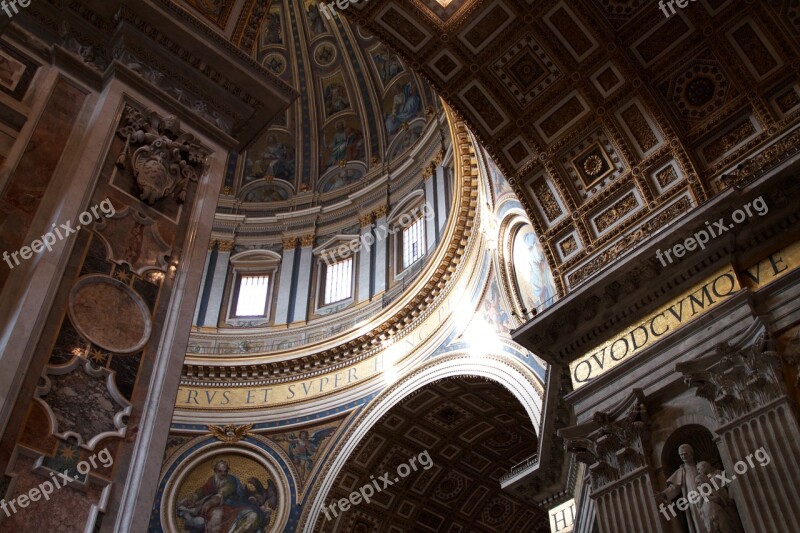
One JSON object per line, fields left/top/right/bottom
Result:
{"left": 389, "top": 190, "right": 432, "bottom": 280}
{"left": 312, "top": 235, "right": 360, "bottom": 313}
{"left": 226, "top": 250, "right": 281, "bottom": 322}
{"left": 499, "top": 215, "right": 558, "bottom": 318}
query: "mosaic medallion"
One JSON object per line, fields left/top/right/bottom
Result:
{"left": 68, "top": 275, "right": 152, "bottom": 354}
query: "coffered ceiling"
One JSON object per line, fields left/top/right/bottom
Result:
{"left": 320, "top": 377, "right": 547, "bottom": 532}
{"left": 344, "top": 0, "right": 800, "bottom": 294}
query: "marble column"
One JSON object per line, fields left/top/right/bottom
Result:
{"left": 358, "top": 213, "right": 373, "bottom": 303}
{"left": 193, "top": 241, "right": 216, "bottom": 325}
{"left": 562, "top": 394, "right": 666, "bottom": 533}
{"left": 592, "top": 471, "right": 664, "bottom": 533}
{"left": 373, "top": 205, "right": 389, "bottom": 295}
{"left": 291, "top": 235, "right": 315, "bottom": 323}
{"left": 274, "top": 238, "right": 296, "bottom": 325}
{"left": 435, "top": 164, "right": 448, "bottom": 234}
{"left": 201, "top": 240, "right": 232, "bottom": 327}
{"left": 423, "top": 171, "right": 437, "bottom": 248}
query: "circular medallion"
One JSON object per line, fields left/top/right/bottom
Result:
{"left": 68, "top": 275, "right": 152, "bottom": 354}
{"left": 263, "top": 53, "right": 287, "bottom": 76}
{"left": 313, "top": 43, "right": 336, "bottom": 67}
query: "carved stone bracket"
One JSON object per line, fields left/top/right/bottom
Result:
{"left": 562, "top": 390, "right": 650, "bottom": 491}
{"left": 678, "top": 331, "right": 785, "bottom": 425}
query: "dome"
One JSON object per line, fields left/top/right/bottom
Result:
{"left": 222, "top": 0, "right": 439, "bottom": 206}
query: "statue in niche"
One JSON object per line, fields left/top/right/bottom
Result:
{"left": 658, "top": 443, "right": 708, "bottom": 532}
{"left": 116, "top": 107, "right": 206, "bottom": 205}
{"left": 695, "top": 461, "right": 744, "bottom": 533}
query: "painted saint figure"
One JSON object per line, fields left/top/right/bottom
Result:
{"left": 279, "top": 428, "right": 335, "bottom": 474}
{"left": 385, "top": 82, "right": 422, "bottom": 136}
{"left": 373, "top": 50, "right": 404, "bottom": 85}
{"left": 323, "top": 82, "right": 349, "bottom": 116}
{"left": 246, "top": 133, "right": 295, "bottom": 183}
{"left": 512, "top": 227, "right": 557, "bottom": 314}
{"left": 177, "top": 459, "right": 276, "bottom": 533}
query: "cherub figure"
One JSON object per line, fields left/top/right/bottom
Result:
{"left": 277, "top": 428, "right": 335, "bottom": 473}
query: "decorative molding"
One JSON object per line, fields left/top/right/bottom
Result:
{"left": 373, "top": 204, "right": 389, "bottom": 219}
{"left": 206, "top": 423, "right": 254, "bottom": 443}
{"left": 359, "top": 213, "right": 374, "bottom": 227}
{"left": 563, "top": 391, "right": 649, "bottom": 491}
{"left": 678, "top": 332, "right": 786, "bottom": 425}
{"left": 115, "top": 106, "right": 207, "bottom": 205}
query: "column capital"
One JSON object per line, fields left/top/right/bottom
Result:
{"left": 282, "top": 237, "right": 297, "bottom": 250}
{"left": 217, "top": 240, "right": 234, "bottom": 253}
{"left": 300, "top": 234, "right": 315, "bottom": 247}
{"left": 373, "top": 204, "right": 389, "bottom": 219}
{"left": 208, "top": 239, "right": 217, "bottom": 251}
{"left": 359, "top": 212, "right": 374, "bottom": 227}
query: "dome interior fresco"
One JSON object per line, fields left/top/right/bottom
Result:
{"left": 226, "top": 0, "right": 439, "bottom": 203}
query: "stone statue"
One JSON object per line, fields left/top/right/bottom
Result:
{"left": 658, "top": 443, "right": 708, "bottom": 532}
{"left": 695, "top": 461, "right": 744, "bottom": 533}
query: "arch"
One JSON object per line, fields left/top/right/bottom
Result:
{"left": 229, "top": 249, "right": 282, "bottom": 264}
{"left": 387, "top": 188, "right": 425, "bottom": 223}
{"left": 497, "top": 211, "right": 558, "bottom": 318}
{"left": 238, "top": 178, "right": 294, "bottom": 202}
{"left": 660, "top": 424, "right": 723, "bottom": 475}
{"left": 303, "top": 352, "right": 543, "bottom": 531}
{"left": 651, "top": 409, "right": 718, "bottom": 471}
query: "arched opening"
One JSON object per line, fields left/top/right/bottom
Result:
{"left": 314, "top": 375, "right": 546, "bottom": 532}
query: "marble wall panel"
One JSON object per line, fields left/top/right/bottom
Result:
{"left": 0, "top": 79, "right": 86, "bottom": 291}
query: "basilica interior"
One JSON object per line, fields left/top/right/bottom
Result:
{"left": 0, "top": 1, "right": 799, "bottom": 532}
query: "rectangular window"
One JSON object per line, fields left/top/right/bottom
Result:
{"left": 235, "top": 274, "right": 270, "bottom": 316}
{"left": 402, "top": 217, "right": 425, "bottom": 268}
{"left": 324, "top": 258, "right": 353, "bottom": 305}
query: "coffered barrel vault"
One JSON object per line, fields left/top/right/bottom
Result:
{"left": 344, "top": 0, "right": 800, "bottom": 296}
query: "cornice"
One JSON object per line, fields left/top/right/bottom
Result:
{"left": 19, "top": 0, "right": 296, "bottom": 149}
{"left": 181, "top": 106, "right": 479, "bottom": 380}
{"left": 512, "top": 161, "right": 800, "bottom": 367}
